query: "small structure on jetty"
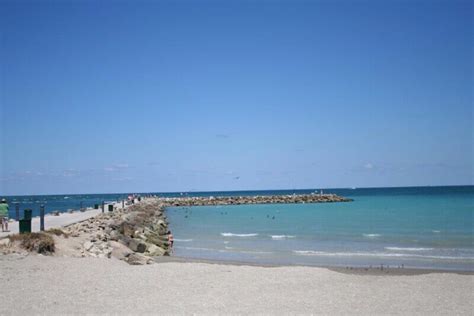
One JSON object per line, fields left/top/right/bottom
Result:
{"left": 158, "top": 194, "right": 353, "bottom": 207}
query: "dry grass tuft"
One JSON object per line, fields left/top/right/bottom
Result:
{"left": 9, "top": 233, "right": 55, "bottom": 254}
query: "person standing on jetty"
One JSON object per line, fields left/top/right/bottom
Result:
{"left": 0, "top": 198, "right": 9, "bottom": 232}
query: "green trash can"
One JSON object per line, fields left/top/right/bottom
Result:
{"left": 108, "top": 204, "right": 113, "bottom": 212}
{"left": 94, "top": 204, "right": 99, "bottom": 209}
{"left": 19, "top": 219, "right": 31, "bottom": 234}
{"left": 24, "top": 209, "right": 32, "bottom": 220}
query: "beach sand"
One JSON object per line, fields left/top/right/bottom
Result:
{"left": 1, "top": 254, "right": 472, "bottom": 315}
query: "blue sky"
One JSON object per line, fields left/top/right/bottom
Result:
{"left": 1, "top": 0, "right": 472, "bottom": 195}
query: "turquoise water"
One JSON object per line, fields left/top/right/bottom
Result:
{"left": 167, "top": 186, "right": 474, "bottom": 271}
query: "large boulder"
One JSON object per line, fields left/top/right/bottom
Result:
{"left": 146, "top": 235, "right": 169, "bottom": 249}
{"left": 126, "top": 253, "right": 152, "bottom": 265}
{"left": 109, "top": 241, "right": 133, "bottom": 260}
{"left": 128, "top": 238, "right": 147, "bottom": 253}
{"left": 120, "top": 222, "right": 135, "bottom": 238}
{"left": 109, "top": 230, "right": 120, "bottom": 241}
{"left": 146, "top": 244, "right": 166, "bottom": 256}
{"left": 83, "top": 241, "right": 94, "bottom": 251}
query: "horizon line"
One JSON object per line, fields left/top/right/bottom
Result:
{"left": 1, "top": 183, "right": 473, "bottom": 197}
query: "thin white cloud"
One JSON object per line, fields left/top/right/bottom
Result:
{"left": 104, "top": 163, "right": 130, "bottom": 172}
{"left": 364, "top": 163, "right": 374, "bottom": 169}
{"left": 112, "top": 177, "right": 133, "bottom": 181}
{"left": 113, "top": 163, "right": 129, "bottom": 169}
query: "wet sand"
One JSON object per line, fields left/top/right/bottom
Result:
{"left": 154, "top": 255, "right": 474, "bottom": 276}
{"left": 1, "top": 254, "right": 472, "bottom": 315}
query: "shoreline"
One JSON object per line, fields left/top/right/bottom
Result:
{"left": 153, "top": 255, "right": 474, "bottom": 275}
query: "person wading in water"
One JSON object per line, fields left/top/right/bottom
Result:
{"left": 168, "top": 231, "right": 174, "bottom": 252}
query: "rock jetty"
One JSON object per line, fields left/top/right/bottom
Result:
{"left": 158, "top": 193, "right": 352, "bottom": 207}
{"left": 62, "top": 199, "right": 172, "bottom": 265}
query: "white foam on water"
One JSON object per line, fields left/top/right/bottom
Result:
{"left": 221, "top": 233, "right": 258, "bottom": 237}
{"left": 363, "top": 233, "right": 381, "bottom": 238}
{"left": 178, "top": 246, "right": 272, "bottom": 255}
{"left": 239, "top": 250, "right": 273, "bottom": 254}
{"left": 385, "top": 247, "right": 433, "bottom": 251}
{"left": 174, "top": 239, "right": 193, "bottom": 242}
{"left": 270, "top": 235, "right": 295, "bottom": 240}
{"left": 179, "top": 246, "right": 214, "bottom": 251}
{"left": 432, "top": 230, "right": 441, "bottom": 233}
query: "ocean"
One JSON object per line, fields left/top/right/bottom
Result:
{"left": 166, "top": 186, "right": 474, "bottom": 271}
{"left": 3, "top": 186, "right": 473, "bottom": 270}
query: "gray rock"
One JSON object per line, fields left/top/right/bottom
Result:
{"left": 109, "top": 230, "right": 120, "bottom": 241}
{"left": 126, "top": 253, "right": 152, "bottom": 265}
{"left": 109, "top": 241, "right": 133, "bottom": 260}
{"left": 146, "top": 244, "right": 166, "bottom": 256}
{"left": 128, "top": 238, "right": 147, "bottom": 253}
{"left": 83, "top": 241, "right": 94, "bottom": 251}
{"left": 146, "top": 235, "right": 168, "bottom": 248}
{"left": 124, "top": 223, "right": 137, "bottom": 237}
{"left": 0, "top": 238, "right": 11, "bottom": 247}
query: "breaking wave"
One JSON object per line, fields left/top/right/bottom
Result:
{"left": 363, "top": 234, "right": 381, "bottom": 238}
{"left": 271, "top": 235, "right": 295, "bottom": 240}
{"left": 385, "top": 247, "right": 433, "bottom": 251}
{"left": 221, "top": 233, "right": 258, "bottom": 237}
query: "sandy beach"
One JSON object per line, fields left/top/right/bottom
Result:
{"left": 0, "top": 254, "right": 472, "bottom": 315}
